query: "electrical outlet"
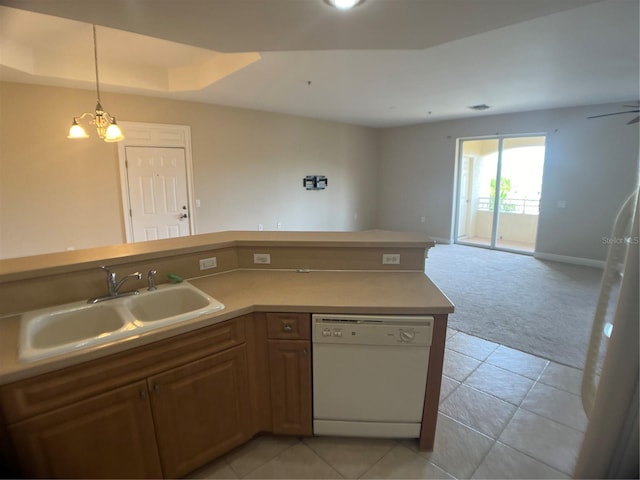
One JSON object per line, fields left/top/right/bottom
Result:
{"left": 382, "top": 253, "right": 401, "bottom": 265}
{"left": 277, "top": 222, "right": 282, "bottom": 230}
{"left": 253, "top": 253, "right": 271, "bottom": 264}
{"left": 199, "top": 257, "right": 217, "bottom": 270}
{"left": 259, "top": 224, "right": 264, "bottom": 231}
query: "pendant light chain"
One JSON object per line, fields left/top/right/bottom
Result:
{"left": 93, "top": 24, "right": 102, "bottom": 106}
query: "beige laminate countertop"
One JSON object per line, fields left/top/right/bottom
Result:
{"left": 0, "top": 269, "right": 453, "bottom": 385}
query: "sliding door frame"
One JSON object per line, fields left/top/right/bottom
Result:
{"left": 454, "top": 132, "right": 547, "bottom": 255}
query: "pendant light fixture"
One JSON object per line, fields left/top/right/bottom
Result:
{"left": 67, "top": 24, "right": 124, "bottom": 143}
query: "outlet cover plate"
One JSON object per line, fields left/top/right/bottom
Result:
{"left": 253, "top": 253, "right": 271, "bottom": 264}
{"left": 382, "top": 253, "right": 401, "bottom": 265}
{"left": 199, "top": 257, "right": 217, "bottom": 270}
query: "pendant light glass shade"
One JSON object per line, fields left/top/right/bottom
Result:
{"left": 104, "top": 119, "right": 124, "bottom": 142}
{"left": 67, "top": 118, "right": 89, "bottom": 138}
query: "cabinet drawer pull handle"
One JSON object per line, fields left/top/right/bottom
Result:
{"left": 140, "top": 390, "right": 147, "bottom": 400}
{"left": 302, "top": 348, "right": 308, "bottom": 355}
{"left": 283, "top": 324, "right": 293, "bottom": 332}
{"left": 153, "top": 384, "right": 161, "bottom": 393}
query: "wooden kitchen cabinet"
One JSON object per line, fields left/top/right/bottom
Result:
{"left": 266, "top": 313, "right": 312, "bottom": 436}
{"left": 8, "top": 381, "right": 162, "bottom": 479}
{"left": 266, "top": 312, "right": 311, "bottom": 340}
{"left": 1, "top": 317, "right": 250, "bottom": 479}
{"left": 148, "top": 345, "right": 251, "bottom": 478}
{"left": 268, "top": 339, "right": 312, "bottom": 436}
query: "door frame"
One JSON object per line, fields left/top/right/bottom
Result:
{"left": 117, "top": 122, "right": 195, "bottom": 243}
{"left": 453, "top": 132, "right": 547, "bottom": 254}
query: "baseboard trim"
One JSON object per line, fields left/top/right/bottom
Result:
{"left": 534, "top": 252, "right": 604, "bottom": 269}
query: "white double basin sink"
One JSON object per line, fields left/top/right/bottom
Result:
{"left": 19, "top": 282, "right": 224, "bottom": 363}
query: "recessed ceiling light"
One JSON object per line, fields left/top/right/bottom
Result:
{"left": 468, "top": 104, "right": 491, "bottom": 111}
{"left": 324, "top": 0, "right": 365, "bottom": 10}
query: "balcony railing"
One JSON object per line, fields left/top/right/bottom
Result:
{"left": 477, "top": 197, "right": 540, "bottom": 215}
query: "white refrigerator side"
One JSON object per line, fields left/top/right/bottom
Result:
{"left": 574, "top": 190, "right": 639, "bottom": 478}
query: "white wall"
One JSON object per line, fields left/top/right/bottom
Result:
{"left": 377, "top": 104, "right": 639, "bottom": 261}
{"left": 0, "top": 82, "right": 379, "bottom": 259}
{"left": 2, "top": 80, "right": 637, "bottom": 264}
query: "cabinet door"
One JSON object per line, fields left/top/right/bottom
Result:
{"left": 268, "top": 340, "right": 312, "bottom": 436}
{"left": 148, "top": 345, "right": 251, "bottom": 478}
{"left": 9, "top": 381, "right": 162, "bottom": 479}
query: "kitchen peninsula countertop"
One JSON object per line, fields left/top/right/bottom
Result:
{"left": 0, "top": 230, "right": 452, "bottom": 385}
{"left": 0, "top": 230, "right": 435, "bottom": 282}
{"left": 0, "top": 270, "right": 453, "bottom": 385}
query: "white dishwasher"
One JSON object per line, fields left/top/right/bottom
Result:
{"left": 312, "top": 313, "right": 433, "bottom": 438}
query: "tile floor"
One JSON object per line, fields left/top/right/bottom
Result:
{"left": 187, "top": 329, "right": 587, "bottom": 479}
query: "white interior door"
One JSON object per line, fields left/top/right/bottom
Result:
{"left": 125, "top": 146, "right": 191, "bottom": 242}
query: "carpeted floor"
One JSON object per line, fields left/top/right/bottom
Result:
{"left": 425, "top": 244, "right": 603, "bottom": 369}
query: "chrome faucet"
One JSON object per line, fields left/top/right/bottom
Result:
{"left": 147, "top": 269, "right": 157, "bottom": 291}
{"left": 88, "top": 266, "right": 142, "bottom": 303}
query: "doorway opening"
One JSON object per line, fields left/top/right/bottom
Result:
{"left": 455, "top": 135, "right": 546, "bottom": 254}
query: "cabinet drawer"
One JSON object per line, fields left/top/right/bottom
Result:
{"left": 266, "top": 313, "right": 310, "bottom": 340}
{"left": 1, "top": 316, "right": 247, "bottom": 424}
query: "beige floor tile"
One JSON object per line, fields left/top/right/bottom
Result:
{"left": 442, "top": 349, "right": 481, "bottom": 382}
{"left": 439, "top": 384, "right": 517, "bottom": 438}
{"left": 446, "top": 328, "right": 459, "bottom": 340}
{"left": 499, "top": 409, "right": 584, "bottom": 475}
{"left": 224, "top": 435, "right": 298, "bottom": 477}
{"left": 186, "top": 458, "right": 238, "bottom": 479}
{"left": 244, "top": 442, "right": 342, "bottom": 479}
{"left": 472, "top": 442, "right": 568, "bottom": 479}
{"left": 464, "top": 363, "right": 535, "bottom": 405}
{"left": 446, "top": 332, "right": 499, "bottom": 361}
{"left": 539, "top": 362, "right": 584, "bottom": 396}
{"left": 362, "top": 444, "right": 453, "bottom": 479}
{"left": 521, "top": 382, "right": 588, "bottom": 432}
{"left": 418, "top": 414, "right": 495, "bottom": 479}
{"left": 486, "top": 345, "right": 548, "bottom": 380}
{"left": 439, "top": 375, "right": 461, "bottom": 402}
{"left": 302, "top": 436, "right": 396, "bottom": 478}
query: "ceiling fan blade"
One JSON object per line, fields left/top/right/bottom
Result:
{"left": 626, "top": 116, "right": 639, "bottom": 125}
{"left": 588, "top": 110, "right": 640, "bottom": 119}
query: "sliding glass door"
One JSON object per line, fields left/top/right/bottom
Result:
{"left": 455, "top": 135, "right": 546, "bottom": 253}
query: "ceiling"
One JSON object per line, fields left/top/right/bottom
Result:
{"left": 1, "top": 0, "right": 638, "bottom": 127}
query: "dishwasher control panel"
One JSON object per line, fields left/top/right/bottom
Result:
{"left": 312, "top": 314, "right": 433, "bottom": 347}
